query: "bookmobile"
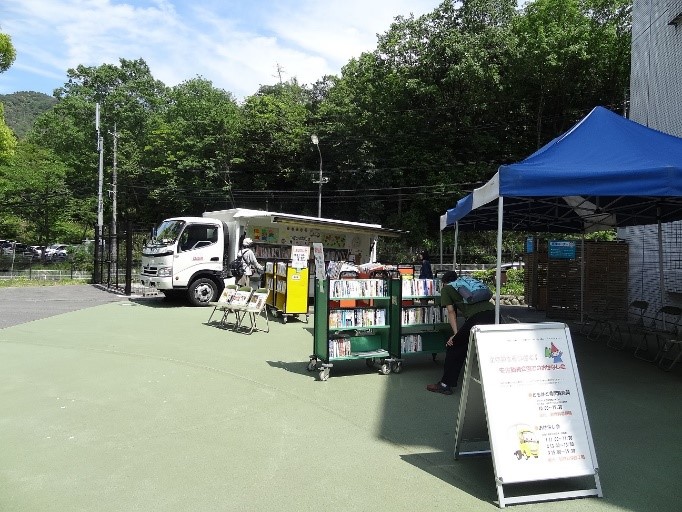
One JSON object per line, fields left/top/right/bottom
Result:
{"left": 140, "top": 208, "right": 401, "bottom": 311}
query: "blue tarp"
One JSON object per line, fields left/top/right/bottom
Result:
{"left": 442, "top": 106, "right": 682, "bottom": 232}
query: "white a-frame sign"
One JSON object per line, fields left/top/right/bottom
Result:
{"left": 454, "top": 322, "right": 602, "bottom": 508}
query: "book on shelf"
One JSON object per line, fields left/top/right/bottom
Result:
{"left": 265, "top": 261, "right": 275, "bottom": 274}
{"left": 330, "top": 279, "right": 386, "bottom": 298}
{"left": 401, "top": 278, "right": 441, "bottom": 297}
{"left": 328, "top": 337, "right": 351, "bottom": 358}
{"left": 328, "top": 308, "right": 387, "bottom": 328}
{"left": 401, "top": 306, "right": 448, "bottom": 325}
{"left": 401, "top": 334, "right": 423, "bottom": 353}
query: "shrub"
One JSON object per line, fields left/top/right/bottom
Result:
{"left": 471, "top": 268, "right": 525, "bottom": 296}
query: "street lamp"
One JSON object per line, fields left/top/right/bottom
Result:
{"left": 311, "top": 134, "right": 328, "bottom": 217}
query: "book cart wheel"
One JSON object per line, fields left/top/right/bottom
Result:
{"left": 365, "top": 358, "right": 375, "bottom": 368}
{"left": 318, "top": 367, "right": 330, "bottom": 381}
{"left": 379, "top": 360, "right": 391, "bottom": 375}
{"left": 282, "top": 315, "right": 288, "bottom": 324}
{"left": 390, "top": 361, "right": 403, "bottom": 374}
{"left": 307, "top": 357, "right": 319, "bottom": 372}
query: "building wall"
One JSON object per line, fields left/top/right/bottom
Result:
{"left": 624, "top": 0, "right": 682, "bottom": 313}
{"left": 629, "top": 0, "right": 682, "bottom": 136}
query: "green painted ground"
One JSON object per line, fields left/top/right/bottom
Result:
{"left": 1, "top": 296, "right": 680, "bottom": 511}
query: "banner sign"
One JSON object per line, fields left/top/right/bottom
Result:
{"left": 312, "top": 243, "right": 325, "bottom": 286}
{"left": 454, "top": 323, "right": 602, "bottom": 507}
{"left": 548, "top": 240, "right": 576, "bottom": 260}
{"left": 291, "top": 245, "right": 311, "bottom": 269}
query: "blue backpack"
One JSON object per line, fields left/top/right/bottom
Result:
{"left": 451, "top": 276, "right": 493, "bottom": 304}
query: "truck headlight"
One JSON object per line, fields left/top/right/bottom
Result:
{"left": 157, "top": 267, "right": 172, "bottom": 277}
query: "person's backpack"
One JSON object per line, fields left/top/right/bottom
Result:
{"left": 228, "top": 253, "right": 246, "bottom": 279}
{"left": 451, "top": 276, "right": 493, "bottom": 304}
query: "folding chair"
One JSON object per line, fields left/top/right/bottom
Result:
{"left": 634, "top": 305, "right": 682, "bottom": 362}
{"left": 235, "top": 288, "right": 271, "bottom": 334}
{"left": 607, "top": 300, "right": 649, "bottom": 350}
{"left": 220, "top": 286, "right": 253, "bottom": 329}
{"left": 207, "top": 284, "right": 238, "bottom": 324}
{"left": 656, "top": 335, "right": 682, "bottom": 371}
{"left": 582, "top": 300, "right": 618, "bottom": 341}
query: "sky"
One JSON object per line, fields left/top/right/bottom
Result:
{"left": 1, "top": 0, "right": 442, "bottom": 100}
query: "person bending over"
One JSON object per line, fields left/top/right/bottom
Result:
{"left": 426, "top": 270, "right": 495, "bottom": 395}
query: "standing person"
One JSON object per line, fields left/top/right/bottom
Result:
{"left": 237, "top": 238, "right": 264, "bottom": 289}
{"left": 426, "top": 270, "right": 495, "bottom": 395}
{"left": 419, "top": 250, "right": 433, "bottom": 279}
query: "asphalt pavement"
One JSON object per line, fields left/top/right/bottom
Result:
{"left": 0, "top": 284, "right": 130, "bottom": 329}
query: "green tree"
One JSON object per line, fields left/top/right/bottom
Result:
{"left": 509, "top": 0, "right": 631, "bottom": 147}
{"left": 0, "top": 103, "right": 16, "bottom": 164}
{"left": 315, "top": 0, "right": 519, "bottom": 237}
{"left": 0, "top": 141, "right": 72, "bottom": 245}
{"left": 0, "top": 30, "right": 16, "bottom": 73}
{"left": 30, "top": 58, "right": 168, "bottom": 226}
{"left": 144, "top": 77, "right": 242, "bottom": 217}
{"left": 237, "top": 80, "right": 314, "bottom": 213}
{"left": 0, "top": 29, "right": 17, "bottom": 162}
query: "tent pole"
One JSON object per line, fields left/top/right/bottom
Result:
{"left": 657, "top": 208, "right": 665, "bottom": 306}
{"left": 495, "top": 197, "right": 504, "bottom": 324}
{"left": 580, "top": 234, "right": 585, "bottom": 325}
{"left": 439, "top": 228, "right": 443, "bottom": 267}
{"left": 454, "top": 222, "right": 459, "bottom": 270}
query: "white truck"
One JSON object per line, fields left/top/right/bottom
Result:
{"left": 140, "top": 208, "right": 400, "bottom": 306}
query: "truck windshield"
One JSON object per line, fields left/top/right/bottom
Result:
{"left": 148, "top": 220, "right": 185, "bottom": 246}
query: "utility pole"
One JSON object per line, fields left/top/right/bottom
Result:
{"left": 110, "top": 124, "right": 119, "bottom": 287}
{"left": 96, "top": 103, "right": 104, "bottom": 282}
{"left": 311, "top": 135, "right": 327, "bottom": 218}
{"left": 274, "top": 63, "right": 286, "bottom": 84}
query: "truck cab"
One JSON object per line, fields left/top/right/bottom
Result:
{"left": 140, "top": 217, "right": 228, "bottom": 305}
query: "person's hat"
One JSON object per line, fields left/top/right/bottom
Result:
{"left": 242, "top": 237, "right": 253, "bottom": 247}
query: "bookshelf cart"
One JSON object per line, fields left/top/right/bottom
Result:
{"left": 265, "top": 261, "right": 309, "bottom": 323}
{"left": 309, "top": 278, "right": 395, "bottom": 380}
{"left": 388, "top": 278, "right": 449, "bottom": 372}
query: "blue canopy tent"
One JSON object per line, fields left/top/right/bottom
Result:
{"left": 439, "top": 106, "right": 682, "bottom": 321}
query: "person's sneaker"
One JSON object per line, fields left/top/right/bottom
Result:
{"left": 426, "top": 382, "right": 453, "bottom": 395}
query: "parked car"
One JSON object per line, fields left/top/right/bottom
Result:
{"left": 45, "top": 244, "right": 69, "bottom": 261}
{"left": 6, "top": 242, "right": 28, "bottom": 255}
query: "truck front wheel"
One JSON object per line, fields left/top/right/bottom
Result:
{"left": 187, "top": 278, "right": 219, "bottom": 306}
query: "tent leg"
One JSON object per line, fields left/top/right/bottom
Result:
{"left": 495, "top": 197, "right": 504, "bottom": 324}
{"left": 439, "top": 229, "right": 443, "bottom": 266}
{"left": 657, "top": 209, "right": 665, "bottom": 306}
{"left": 454, "top": 222, "right": 459, "bottom": 270}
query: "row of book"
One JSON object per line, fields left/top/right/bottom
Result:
{"left": 328, "top": 308, "right": 387, "bottom": 328}
{"left": 328, "top": 337, "right": 352, "bottom": 358}
{"left": 401, "top": 279, "right": 442, "bottom": 297}
{"left": 265, "top": 261, "right": 294, "bottom": 275}
{"left": 330, "top": 279, "right": 387, "bottom": 298}
{"left": 401, "top": 334, "right": 423, "bottom": 353}
{"left": 401, "top": 306, "right": 448, "bottom": 325}
{"left": 255, "top": 246, "right": 293, "bottom": 260}
{"left": 327, "top": 335, "right": 429, "bottom": 356}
